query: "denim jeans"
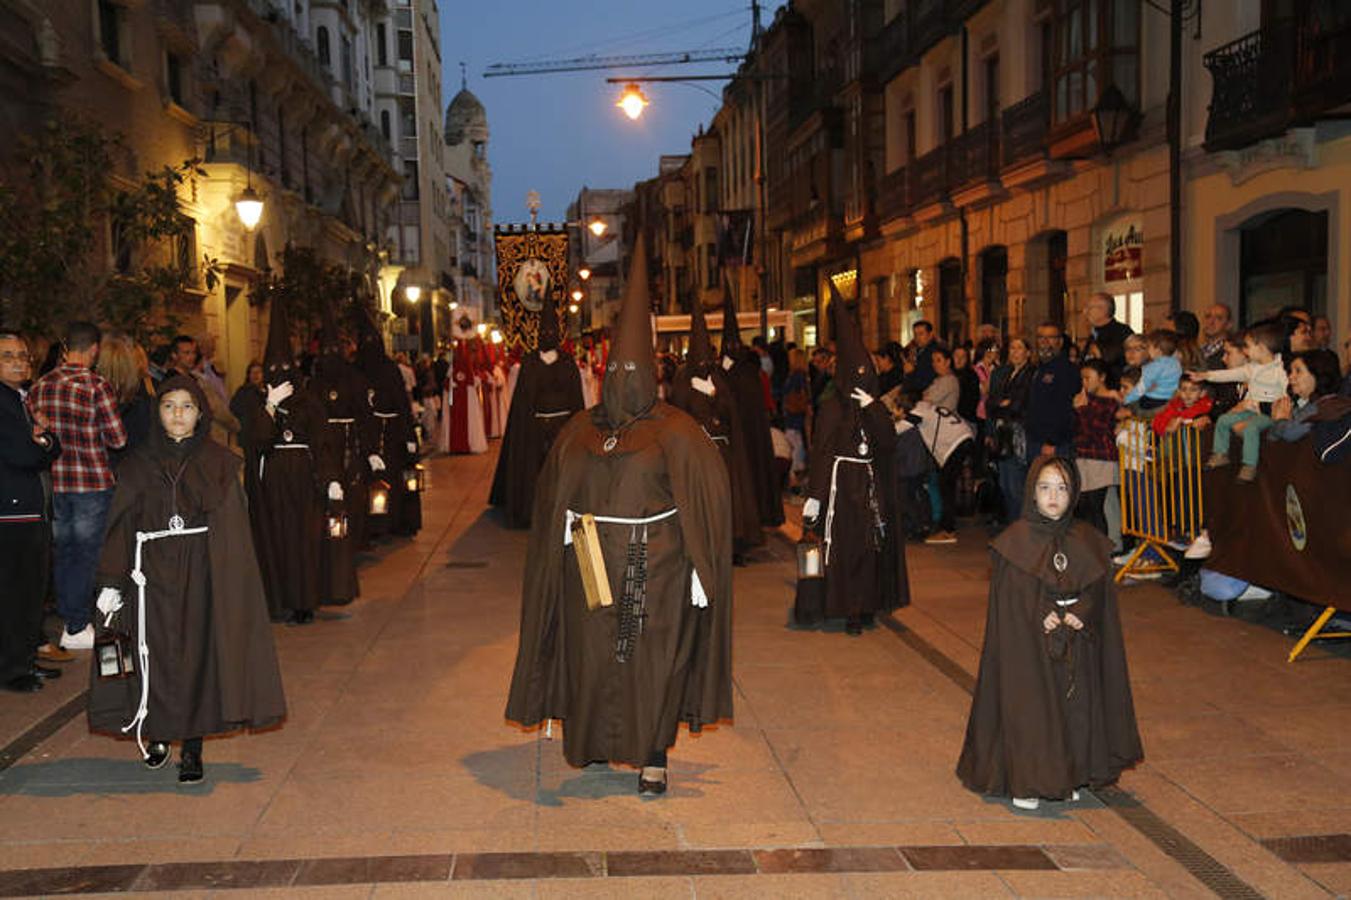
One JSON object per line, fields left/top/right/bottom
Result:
{"left": 996, "top": 456, "right": 1028, "bottom": 523}
{"left": 1212, "top": 410, "right": 1275, "bottom": 467}
{"left": 51, "top": 489, "right": 113, "bottom": 634}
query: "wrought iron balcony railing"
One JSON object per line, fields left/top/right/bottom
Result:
{"left": 910, "top": 144, "right": 951, "bottom": 208}
{"left": 951, "top": 119, "right": 999, "bottom": 187}
{"left": 877, "top": 165, "right": 910, "bottom": 223}
{"left": 1001, "top": 90, "right": 1050, "bottom": 168}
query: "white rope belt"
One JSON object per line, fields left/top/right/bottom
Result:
{"left": 272, "top": 443, "right": 309, "bottom": 449}
{"left": 123, "top": 523, "right": 209, "bottom": 758}
{"left": 534, "top": 410, "right": 572, "bottom": 419}
{"left": 823, "top": 456, "right": 873, "bottom": 567}
{"left": 327, "top": 417, "right": 355, "bottom": 424}
{"left": 1055, "top": 597, "right": 1080, "bottom": 607}
{"left": 374, "top": 411, "right": 399, "bottom": 419}
{"left": 560, "top": 508, "right": 707, "bottom": 608}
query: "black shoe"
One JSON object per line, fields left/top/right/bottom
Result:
{"left": 845, "top": 619, "right": 863, "bottom": 636}
{"left": 31, "top": 664, "right": 61, "bottom": 680}
{"left": 144, "top": 742, "right": 171, "bottom": 770}
{"left": 178, "top": 749, "right": 204, "bottom": 784}
{"left": 638, "top": 769, "right": 668, "bottom": 796}
{"left": 287, "top": 609, "right": 315, "bottom": 626}
{"left": 4, "top": 674, "right": 42, "bottom": 693}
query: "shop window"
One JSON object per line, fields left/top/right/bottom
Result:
{"left": 1051, "top": 0, "right": 1139, "bottom": 126}
{"left": 1112, "top": 291, "right": 1144, "bottom": 334}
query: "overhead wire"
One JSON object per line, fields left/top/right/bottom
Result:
{"left": 511, "top": 6, "right": 750, "bottom": 64}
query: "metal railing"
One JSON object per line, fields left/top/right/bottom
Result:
{"left": 877, "top": 165, "right": 910, "bottom": 223}
{"left": 1001, "top": 90, "right": 1050, "bottom": 168}
{"left": 910, "top": 144, "right": 951, "bottom": 208}
{"left": 1116, "top": 418, "right": 1207, "bottom": 581}
{"left": 951, "top": 119, "right": 999, "bottom": 187}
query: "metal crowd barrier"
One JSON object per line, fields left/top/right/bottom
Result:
{"left": 1115, "top": 418, "right": 1207, "bottom": 583}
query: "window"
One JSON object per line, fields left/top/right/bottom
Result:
{"left": 277, "top": 108, "right": 289, "bottom": 186}
{"left": 985, "top": 54, "right": 1000, "bottom": 123}
{"left": 1052, "top": 0, "right": 1139, "bottom": 125}
{"left": 402, "top": 160, "right": 419, "bottom": 200}
{"left": 397, "top": 29, "right": 413, "bottom": 72}
{"left": 317, "top": 26, "right": 330, "bottom": 67}
{"left": 705, "top": 243, "right": 719, "bottom": 289}
{"left": 401, "top": 224, "right": 420, "bottom": 264}
{"left": 472, "top": 140, "right": 485, "bottom": 159}
{"left": 166, "top": 52, "right": 185, "bottom": 106}
{"left": 376, "top": 23, "right": 388, "bottom": 66}
{"left": 703, "top": 167, "right": 718, "bottom": 213}
{"left": 399, "top": 98, "right": 416, "bottom": 139}
{"left": 938, "top": 84, "right": 954, "bottom": 143}
{"left": 98, "top": 0, "right": 124, "bottom": 66}
{"left": 340, "top": 35, "right": 353, "bottom": 91}
{"left": 380, "top": 109, "right": 391, "bottom": 140}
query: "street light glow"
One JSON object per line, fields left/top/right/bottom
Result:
{"left": 235, "top": 186, "right": 264, "bottom": 231}
{"left": 568, "top": 303, "right": 579, "bottom": 314}
{"left": 578, "top": 268, "right": 591, "bottom": 281}
{"left": 571, "top": 289, "right": 584, "bottom": 302}
{"left": 616, "top": 82, "right": 649, "bottom": 120}
{"left": 475, "top": 323, "right": 488, "bottom": 336}
{"left": 449, "top": 300, "right": 458, "bottom": 310}
{"left": 405, "top": 285, "right": 422, "bottom": 303}
{"left": 588, "top": 218, "right": 608, "bottom": 237}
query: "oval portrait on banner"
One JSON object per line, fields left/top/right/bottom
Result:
{"left": 514, "top": 259, "right": 550, "bottom": 312}
{"left": 1285, "top": 483, "right": 1308, "bottom": 551}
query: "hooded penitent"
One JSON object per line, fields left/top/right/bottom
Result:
{"left": 353, "top": 303, "right": 422, "bottom": 537}
{"left": 956, "top": 455, "right": 1142, "bottom": 800}
{"left": 668, "top": 293, "right": 763, "bottom": 552}
{"left": 489, "top": 293, "right": 584, "bottom": 529}
{"left": 505, "top": 236, "right": 734, "bottom": 769}
{"left": 717, "top": 273, "right": 783, "bottom": 526}
{"left": 89, "top": 374, "right": 287, "bottom": 743}
{"left": 795, "top": 291, "right": 910, "bottom": 625}
{"left": 248, "top": 296, "right": 334, "bottom": 620}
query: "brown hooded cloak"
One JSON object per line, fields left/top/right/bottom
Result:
{"left": 719, "top": 281, "right": 784, "bottom": 527}
{"left": 88, "top": 375, "right": 286, "bottom": 742}
{"left": 668, "top": 292, "right": 763, "bottom": 554}
{"left": 795, "top": 291, "right": 910, "bottom": 624}
{"left": 489, "top": 292, "right": 585, "bottom": 529}
{"left": 956, "top": 456, "right": 1143, "bottom": 800}
{"left": 505, "top": 240, "right": 734, "bottom": 767}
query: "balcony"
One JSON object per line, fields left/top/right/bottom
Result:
{"left": 877, "top": 166, "right": 910, "bottom": 226}
{"left": 910, "top": 0, "right": 947, "bottom": 58}
{"left": 789, "top": 67, "right": 843, "bottom": 132}
{"left": 910, "top": 145, "right": 951, "bottom": 210}
{"left": 1001, "top": 91, "right": 1049, "bottom": 167}
{"left": 1203, "top": 17, "right": 1351, "bottom": 152}
{"left": 788, "top": 204, "right": 842, "bottom": 265}
{"left": 951, "top": 120, "right": 999, "bottom": 188}
{"left": 878, "top": 11, "right": 913, "bottom": 85}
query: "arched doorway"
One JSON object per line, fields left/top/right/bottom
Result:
{"left": 979, "top": 246, "right": 1009, "bottom": 335}
{"left": 1239, "top": 208, "right": 1327, "bottom": 324}
{"left": 938, "top": 257, "right": 966, "bottom": 344}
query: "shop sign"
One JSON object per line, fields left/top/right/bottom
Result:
{"left": 1103, "top": 221, "right": 1143, "bottom": 283}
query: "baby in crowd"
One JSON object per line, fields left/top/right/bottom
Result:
{"left": 1121, "top": 329, "right": 1182, "bottom": 412}
{"left": 1190, "top": 321, "right": 1288, "bottom": 482}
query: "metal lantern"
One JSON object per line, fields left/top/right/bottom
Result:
{"left": 326, "top": 511, "right": 349, "bottom": 540}
{"left": 369, "top": 478, "right": 391, "bottom": 516}
{"left": 796, "top": 537, "right": 824, "bottom": 580}
{"left": 95, "top": 632, "right": 136, "bottom": 680}
{"left": 404, "top": 463, "right": 426, "bottom": 494}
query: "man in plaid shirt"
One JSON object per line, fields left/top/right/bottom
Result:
{"left": 28, "top": 322, "right": 126, "bottom": 649}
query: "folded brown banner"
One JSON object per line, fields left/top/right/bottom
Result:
{"left": 1206, "top": 439, "right": 1351, "bottom": 609}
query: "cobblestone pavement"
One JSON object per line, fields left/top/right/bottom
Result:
{"left": 0, "top": 448, "right": 1347, "bottom": 897}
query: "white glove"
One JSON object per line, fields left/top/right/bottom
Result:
{"left": 540, "top": 349, "right": 559, "bottom": 364}
{"left": 368, "top": 454, "right": 386, "bottom": 472}
{"left": 96, "top": 587, "right": 123, "bottom": 626}
{"left": 851, "top": 386, "right": 875, "bottom": 407}
{"left": 722, "top": 356, "right": 735, "bottom": 371}
{"left": 328, "top": 481, "right": 343, "bottom": 501}
{"left": 802, "top": 498, "right": 821, "bottom": 521}
{"left": 266, "top": 382, "right": 294, "bottom": 407}
{"left": 691, "top": 376, "right": 716, "bottom": 397}
{"left": 406, "top": 441, "right": 418, "bottom": 454}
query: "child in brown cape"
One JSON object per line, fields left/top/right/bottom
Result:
{"left": 956, "top": 455, "right": 1142, "bottom": 809}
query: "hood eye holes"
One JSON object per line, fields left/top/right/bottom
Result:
{"left": 607, "top": 362, "right": 618, "bottom": 372}
{"left": 623, "top": 361, "right": 636, "bottom": 371}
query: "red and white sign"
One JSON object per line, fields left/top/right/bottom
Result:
{"left": 1103, "top": 221, "right": 1143, "bottom": 283}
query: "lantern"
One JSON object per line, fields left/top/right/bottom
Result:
{"left": 404, "top": 464, "right": 426, "bottom": 494}
{"left": 369, "top": 478, "right": 391, "bottom": 515}
{"left": 326, "top": 511, "right": 349, "bottom": 540}
{"left": 95, "top": 631, "right": 136, "bottom": 680}
{"left": 796, "top": 537, "right": 824, "bottom": 580}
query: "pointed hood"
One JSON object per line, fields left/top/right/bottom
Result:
{"left": 537, "top": 291, "right": 561, "bottom": 353}
{"left": 319, "top": 299, "right": 344, "bottom": 358}
{"left": 720, "top": 271, "right": 742, "bottom": 356}
{"left": 352, "top": 302, "right": 387, "bottom": 368}
{"left": 601, "top": 239, "right": 658, "bottom": 426}
{"left": 263, "top": 294, "right": 296, "bottom": 385}
{"left": 687, "top": 294, "right": 715, "bottom": 365}
{"left": 830, "top": 281, "right": 877, "bottom": 397}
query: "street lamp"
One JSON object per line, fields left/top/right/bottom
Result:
{"left": 588, "top": 218, "right": 607, "bottom": 238}
{"left": 578, "top": 267, "right": 591, "bottom": 281}
{"left": 616, "top": 82, "right": 649, "bottom": 120}
{"left": 571, "top": 288, "right": 584, "bottom": 302}
{"left": 235, "top": 186, "right": 264, "bottom": 232}
{"left": 1091, "top": 85, "right": 1139, "bottom": 156}
{"left": 405, "top": 285, "right": 422, "bottom": 303}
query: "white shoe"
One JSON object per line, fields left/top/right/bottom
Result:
{"left": 60, "top": 624, "right": 94, "bottom": 650}
{"left": 1112, "top": 550, "right": 1135, "bottom": 566}
{"left": 1071, "top": 790, "right": 1080, "bottom": 802}
{"left": 1011, "top": 797, "right": 1039, "bottom": 810}
{"left": 1236, "top": 584, "right": 1273, "bottom": 601}
{"left": 1184, "top": 531, "right": 1212, "bottom": 560}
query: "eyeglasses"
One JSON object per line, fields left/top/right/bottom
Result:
{"left": 0, "top": 352, "right": 31, "bottom": 363}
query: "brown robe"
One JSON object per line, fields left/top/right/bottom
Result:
{"left": 956, "top": 457, "right": 1142, "bottom": 800}
{"left": 88, "top": 377, "right": 286, "bottom": 742}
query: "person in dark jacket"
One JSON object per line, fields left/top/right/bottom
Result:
{"left": 987, "top": 337, "right": 1035, "bottom": 523}
{"left": 1080, "top": 293, "right": 1133, "bottom": 385}
{"left": 0, "top": 331, "right": 62, "bottom": 692}
{"left": 1025, "top": 323, "right": 1082, "bottom": 462}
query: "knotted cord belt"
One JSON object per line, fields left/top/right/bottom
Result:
{"left": 123, "top": 522, "right": 209, "bottom": 758}
{"left": 823, "top": 456, "right": 882, "bottom": 566}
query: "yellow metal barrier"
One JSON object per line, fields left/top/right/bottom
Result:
{"left": 1115, "top": 418, "right": 1206, "bottom": 583}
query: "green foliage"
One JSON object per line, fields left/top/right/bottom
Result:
{"left": 249, "top": 243, "right": 366, "bottom": 339}
{"left": 0, "top": 116, "right": 219, "bottom": 342}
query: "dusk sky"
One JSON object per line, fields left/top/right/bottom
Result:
{"left": 438, "top": 2, "right": 767, "bottom": 224}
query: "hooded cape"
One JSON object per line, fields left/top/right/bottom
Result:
{"left": 489, "top": 295, "right": 585, "bottom": 528}
{"left": 505, "top": 240, "right": 734, "bottom": 766}
{"left": 718, "top": 278, "right": 783, "bottom": 526}
{"left": 795, "top": 294, "right": 909, "bottom": 622}
{"left": 89, "top": 376, "right": 287, "bottom": 739}
{"left": 353, "top": 304, "right": 422, "bottom": 537}
{"left": 668, "top": 295, "right": 763, "bottom": 552}
{"left": 956, "top": 456, "right": 1142, "bottom": 799}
